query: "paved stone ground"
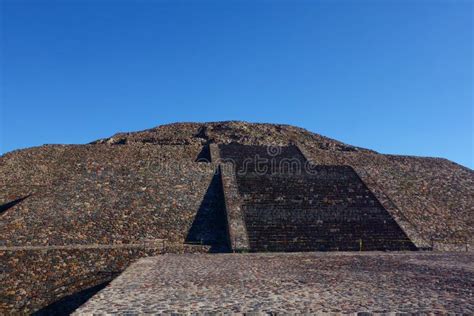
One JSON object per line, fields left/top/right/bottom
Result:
{"left": 74, "top": 252, "right": 473, "bottom": 314}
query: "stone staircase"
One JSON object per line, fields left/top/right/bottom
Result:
{"left": 217, "top": 143, "right": 416, "bottom": 252}
{"left": 219, "top": 143, "right": 306, "bottom": 175}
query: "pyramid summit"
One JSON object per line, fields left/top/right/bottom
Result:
{"left": 1, "top": 121, "right": 473, "bottom": 312}
{"left": 91, "top": 121, "right": 366, "bottom": 151}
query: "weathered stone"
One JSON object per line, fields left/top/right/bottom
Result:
{"left": 74, "top": 252, "right": 474, "bottom": 314}
{"left": 0, "top": 121, "right": 472, "bottom": 313}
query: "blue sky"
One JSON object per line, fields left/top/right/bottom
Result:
{"left": 1, "top": 0, "right": 472, "bottom": 168}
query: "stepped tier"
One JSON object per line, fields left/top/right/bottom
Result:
{"left": 218, "top": 144, "right": 415, "bottom": 252}
{"left": 1, "top": 121, "right": 471, "bottom": 313}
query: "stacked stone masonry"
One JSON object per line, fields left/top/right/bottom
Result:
{"left": 0, "top": 121, "right": 472, "bottom": 313}
{"left": 0, "top": 144, "right": 216, "bottom": 313}
{"left": 217, "top": 143, "right": 416, "bottom": 252}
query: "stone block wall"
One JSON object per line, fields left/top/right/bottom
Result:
{"left": 1, "top": 121, "right": 471, "bottom": 313}
{"left": 218, "top": 143, "right": 306, "bottom": 174}
{"left": 239, "top": 170, "right": 416, "bottom": 251}
{"left": 0, "top": 145, "right": 215, "bottom": 247}
{"left": 0, "top": 243, "right": 209, "bottom": 313}
{"left": 0, "top": 248, "right": 159, "bottom": 313}
{"left": 220, "top": 163, "right": 250, "bottom": 252}
{"left": 218, "top": 144, "right": 416, "bottom": 252}
{"left": 0, "top": 144, "right": 221, "bottom": 313}
{"left": 300, "top": 144, "right": 474, "bottom": 250}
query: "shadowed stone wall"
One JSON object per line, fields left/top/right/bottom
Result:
{"left": 218, "top": 143, "right": 416, "bottom": 252}
{"left": 239, "top": 168, "right": 415, "bottom": 251}
{"left": 299, "top": 143, "right": 474, "bottom": 250}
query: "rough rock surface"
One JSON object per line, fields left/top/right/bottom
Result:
{"left": 0, "top": 121, "right": 473, "bottom": 313}
{"left": 75, "top": 252, "right": 474, "bottom": 314}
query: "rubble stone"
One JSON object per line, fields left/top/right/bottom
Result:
{"left": 0, "top": 121, "right": 472, "bottom": 313}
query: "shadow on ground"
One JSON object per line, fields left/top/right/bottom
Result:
{"left": 32, "top": 281, "right": 110, "bottom": 316}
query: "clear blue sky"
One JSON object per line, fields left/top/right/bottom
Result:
{"left": 1, "top": 0, "right": 472, "bottom": 168}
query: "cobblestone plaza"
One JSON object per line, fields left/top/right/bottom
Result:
{"left": 75, "top": 252, "right": 474, "bottom": 314}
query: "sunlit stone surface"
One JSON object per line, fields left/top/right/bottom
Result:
{"left": 75, "top": 252, "right": 474, "bottom": 314}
